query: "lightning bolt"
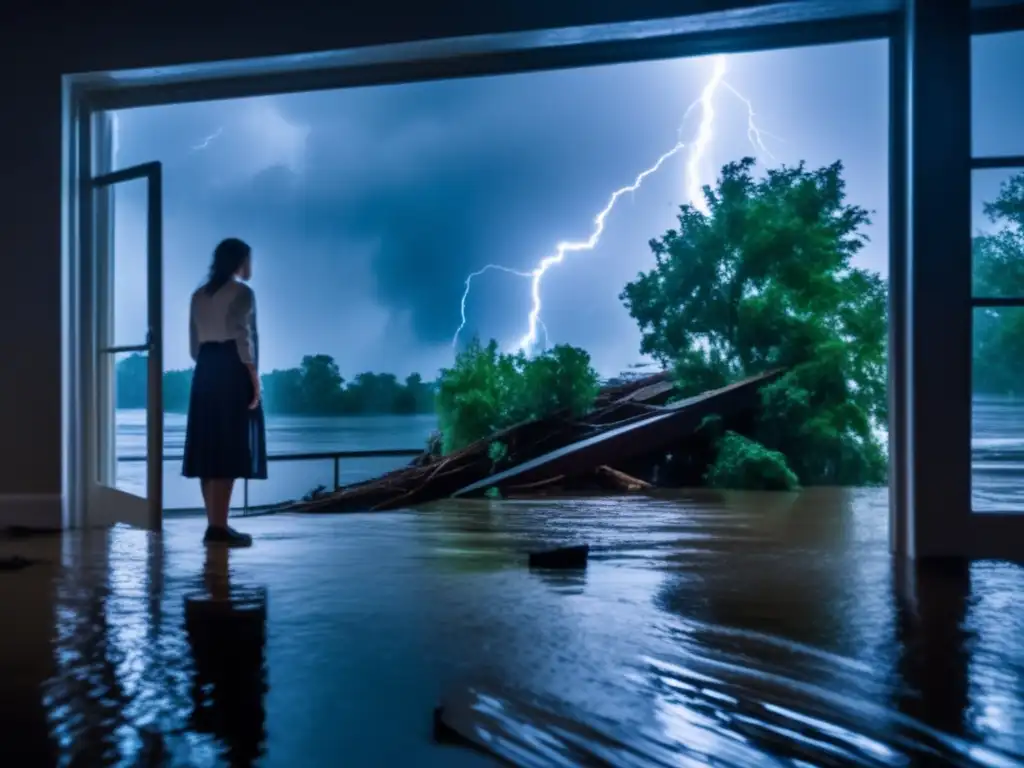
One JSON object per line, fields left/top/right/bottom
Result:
{"left": 684, "top": 55, "right": 727, "bottom": 215}
{"left": 722, "top": 81, "right": 782, "bottom": 163}
{"left": 516, "top": 141, "right": 686, "bottom": 352}
{"left": 453, "top": 264, "right": 555, "bottom": 350}
{"left": 451, "top": 143, "right": 684, "bottom": 351}
{"left": 110, "top": 112, "right": 121, "bottom": 168}
{"left": 452, "top": 53, "right": 777, "bottom": 353}
{"left": 191, "top": 127, "right": 224, "bottom": 151}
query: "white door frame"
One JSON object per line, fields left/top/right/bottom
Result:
{"left": 64, "top": 97, "right": 163, "bottom": 531}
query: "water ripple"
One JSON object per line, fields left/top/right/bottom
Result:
{"left": 1, "top": 488, "right": 1022, "bottom": 765}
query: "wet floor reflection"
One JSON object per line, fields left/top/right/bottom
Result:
{"left": 419, "top": 490, "right": 1024, "bottom": 766}
{"left": 0, "top": 529, "right": 269, "bottom": 766}
{"left": 185, "top": 547, "right": 268, "bottom": 766}
{"left": 0, "top": 489, "right": 1021, "bottom": 765}
{"left": 529, "top": 567, "right": 589, "bottom": 596}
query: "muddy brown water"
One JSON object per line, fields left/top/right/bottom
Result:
{"left": 0, "top": 488, "right": 1022, "bottom": 766}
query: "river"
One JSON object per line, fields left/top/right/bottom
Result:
{"left": 115, "top": 411, "right": 438, "bottom": 510}
{"left": 117, "top": 396, "right": 1024, "bottom": 513}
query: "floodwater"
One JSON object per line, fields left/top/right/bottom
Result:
{"left": 2, "top": 488, "right": 1023, "bottom": 766}
{"left": 972, "top": 396, "right": 1024, "bottom": 512}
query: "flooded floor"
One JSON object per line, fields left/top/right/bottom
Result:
{"left": 1, "top": 488, "right": 1023, "bottom": 766}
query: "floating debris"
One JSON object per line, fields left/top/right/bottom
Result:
{"left": 283, "top": 369, "right": 782, "bottom": 514}
{"left": 527, "top": 544, "right": 589, "bottom": 570}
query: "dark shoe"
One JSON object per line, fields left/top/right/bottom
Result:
{"left": 203, "top": 525, "right": 253, "bottom": 548}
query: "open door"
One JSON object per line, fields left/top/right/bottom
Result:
{"left": 87, "top": 160, "right": 164, "bottom": 531}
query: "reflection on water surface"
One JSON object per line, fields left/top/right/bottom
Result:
{"left": 0, "top": 487, "right": 1021, "bottom": 766}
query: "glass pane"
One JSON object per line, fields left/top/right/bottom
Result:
{"left": 159, "top": 457, "right": 276, "bottom": 513}
{"left": 972, "top": 306, "right": 1024, "bottom": 512}
{"left": 972, "top": 30, "right": 1024, "bottom": 158}
{"left": 339, "top": 455, "right": 414, "bottom": 486}
{"left": 111, "top": 350, "right": 149, "bottom": 497}
{"left": 972, "top": 168, "right": 1024, "bottom": 298}
{"left": 95, "top": 175, "right": 149, "bottom": 350}
{"left": 161, "top": 458, "right": 336, "bottom": 513}
{"left": 243, "top": 459, "right": 334, "bottom": 510}
{"left": 158, "top": 454, "right": 422, "bottom": 513}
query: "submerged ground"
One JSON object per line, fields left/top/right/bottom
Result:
{"left": 1, "top": 488, "right": 1022, "bottom": 766}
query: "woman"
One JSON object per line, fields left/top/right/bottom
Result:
{"left": 183, "top": 237, "right": 267, "bottom": 547}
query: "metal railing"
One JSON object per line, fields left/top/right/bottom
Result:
{"left": 119, "top": 448, "right": 422, "bottom": 513}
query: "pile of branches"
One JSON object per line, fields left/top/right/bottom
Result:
{"left": 283, "top": 371, "right": 677, "bottom": 514}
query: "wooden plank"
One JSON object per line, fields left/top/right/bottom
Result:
{"left": 453, "top": 370, "right": 781, "bottom": 498}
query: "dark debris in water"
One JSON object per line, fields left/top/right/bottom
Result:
{"left": 527, "top": 544, "right": 590, "bottom": 570}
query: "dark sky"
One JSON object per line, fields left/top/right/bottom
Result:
{"left": 110, "top": 33, "right": 1023, "bottom": 379}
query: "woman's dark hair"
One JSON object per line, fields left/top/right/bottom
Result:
{"left": 204, "top": 237, "right": 251, "bottom": 295}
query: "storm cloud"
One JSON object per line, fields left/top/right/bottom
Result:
{"left": 108, "top": 40, "right": 915, "bottom": 377}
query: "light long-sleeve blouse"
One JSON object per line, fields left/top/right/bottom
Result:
{"left": 189, "top": 280, "right": 258, "bottom": 366}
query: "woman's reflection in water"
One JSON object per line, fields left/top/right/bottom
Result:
{"left": 203, "top": 543, "right": 231, "bottom": 601}
{"left": 185, "top": 545, "right": 269, "bottom": 766}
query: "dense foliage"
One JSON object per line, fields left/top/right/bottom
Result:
{"left": 973, "top": 171, "right": 1024, "bottom": 397}
{"left": 435, "top": 338, "right": 600, "bottom": 454}
{"left": 621, "top": 157, "right": 888, "bottom": 487}
{"left": 705, "top": 431, "right": 800, "bottom": 491}
{"left": 116, "top": 353, "right": 435, "bottom": 416}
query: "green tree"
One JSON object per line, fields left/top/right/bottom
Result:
{"left": 261, "top": 367, "right": 304, "bottom": 413}
{"left": 115, "top": 354, "right": 192, "bottom": 412}
{"left": 435, "top": 339, "right": 524, "bottom": 454}
{"left": 115, "top": 354, "right": 147, "bottom": 410}
{"left": 520, "top": 345, "right": 600, "bottom": 421}
{"left": 393, "top": 376, "right": 418, "bottom": 415}
{"left": 973, "top": 172, "right": 1024, "bottom": 396}
{"left": 414, "top": 375, "right": 438, "bottom": 413}
{"left": 297, "top": 354, "right": 345, "bottom": 413}
{"left": 163, "top": 368, "right": 192, "bottom": 412}
{"left": 343, "top": 371, "right": 403, "bottom": 414}
{"left": 435, "top": 337, "right": 600, "bottom": 454}
{"left": 621, "top": 157, "right": 887, "bottom": 487}
{"left": 393, "top": 373, "right": 435, "bottom": 414}
{"left": 706, "top": 431, "right": 799, "bottom": 491}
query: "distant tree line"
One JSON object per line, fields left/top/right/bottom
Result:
{"left": 116, "top": 353, "right": 436, "bottom": 415}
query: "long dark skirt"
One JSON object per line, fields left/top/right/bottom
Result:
{"left": 183, "top": 341, "right": 268, "bottom": 480}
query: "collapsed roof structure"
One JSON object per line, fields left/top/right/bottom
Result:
{"left": 284, "top": 369, "right": 783, "bottom": 514}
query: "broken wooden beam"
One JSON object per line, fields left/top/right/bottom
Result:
{"left": 594, "top": 465, "right": 651, "bottom": 492}
{"left": 453, "top": 370, "right": 782, "bottom": 499}
{"left": 283, "top": 368, "right": 782, "bottom": 514}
